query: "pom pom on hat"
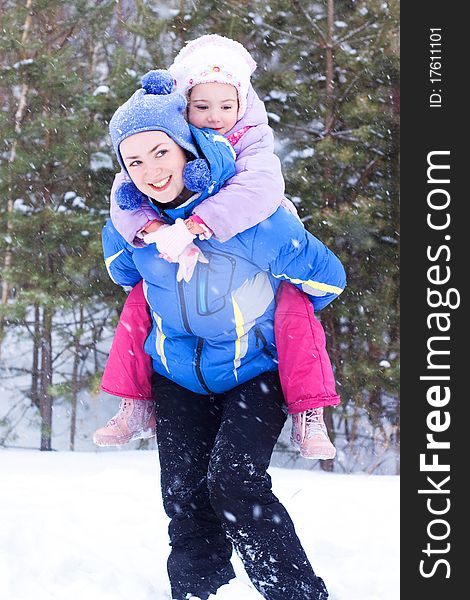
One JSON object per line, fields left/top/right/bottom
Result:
{"left": 109, "top": 69, "right": 199, "bottom": 177}
{"left": 141, "top": 70, "right": 174, "bottom": 96}
{"left": 115, "top": 180, "right": 145, "bottom": 211}
{"left": 169, "top": 34, "right": 256, "bottom": 120}
{"left": 183, "top": 158, "right": 212, "bottom": 193}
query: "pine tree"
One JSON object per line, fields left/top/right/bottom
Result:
{"left": 232, "top": 0, "right": 400, "bottom": 469}
{"left": 0, "top": 0, "right": 122, "bottom": 449}
{"left": 1, "top": 1, "right": 399, "bottom": 467}
{"left": 171, "top": 0, "right": 400, "bottom": 469}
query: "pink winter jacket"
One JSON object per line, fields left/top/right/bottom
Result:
{"left": 109, "top": 86, "right": 288, "bottom": 245}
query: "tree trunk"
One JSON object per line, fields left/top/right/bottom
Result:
{"left": 390, "top": 83, "right": 400, "bottom": 474}
{"left": 115, "top": 0, "right": 124, "bottom": 47}
{"left": 320, "top": 313, "right": 342, "bottom": 472}
{"left": 69, "top": 305, "right": 84, "bottom": 451}
{"left": 31, "top": 304, "right": 41, "bottom": 409}
{"left": 323, "top": 0, "right": 336, "bottom": 207}
{"left": 324, "top": 0, "right": 335, "bottom": 134}
{"left": 39, "top": 305, "right": 53, "bottom": 451}
{"left": 0, "top": 0, "right": 33, "bottom": 351}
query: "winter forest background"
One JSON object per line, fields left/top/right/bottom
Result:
{"left": 0, "top": 0, "right": 399, "bottom": 474}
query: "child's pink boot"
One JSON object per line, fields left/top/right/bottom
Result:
{"left": 93, "top": 399, "right": 156, "bottom": 447}
{"left": 290, "top": 407, "right": 336, "bottom": 460}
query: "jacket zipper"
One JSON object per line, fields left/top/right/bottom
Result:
{"left": 177, "top": 280, "right": 211, "bottom": 394}
{"left": 194, "top": 338, "right": 209, "bottom": 393}
{"left": 254, "top": 326, "right": 275, "bottom": 359}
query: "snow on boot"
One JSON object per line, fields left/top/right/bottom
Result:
{"left": 290, "top": 407, "right": 336, "bottom": 460}
{"left": 93, "top": 399, "right": 156, "bottom": 447}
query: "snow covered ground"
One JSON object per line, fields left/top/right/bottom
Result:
{"left": 0, "top": 449, "right": 399, "bottom": 600}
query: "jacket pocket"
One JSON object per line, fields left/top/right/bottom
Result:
{"left": 195, "top": 251, "right": 236, "bottom": 316}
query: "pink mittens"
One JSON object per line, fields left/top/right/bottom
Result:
{"left": 176, "top": 244, "right": 209, "bottom": 283}
{"left": 143, "top": 218, "right": 208, "bottom": 282}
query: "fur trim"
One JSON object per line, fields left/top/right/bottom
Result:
{"left": 173, "top": 34, "right": 256, "bottom": 74}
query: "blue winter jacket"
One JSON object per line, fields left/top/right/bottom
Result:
{"left": 103, "top": 127, "right": 346, "bottom": 395}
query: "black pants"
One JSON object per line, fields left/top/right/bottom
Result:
{"left": 153, "top": 371, "right": 329, "bottom": 600}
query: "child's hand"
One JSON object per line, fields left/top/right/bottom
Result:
{"left": 140, "top": 219, "right": 163, "bottom": 235}
{"left": 143, "top": 218, "right": 195, "bottom": 261}
{"left": 185, "top": 217, "right": 205, "bottom": 235}
{"left": 185, "top": 217, "right": 213, "bottom": 240}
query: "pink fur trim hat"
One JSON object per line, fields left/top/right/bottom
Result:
{"left": 168, "top": 34, "right": 257, "bottom": 120}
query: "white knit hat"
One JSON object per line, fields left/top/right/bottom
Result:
{"left": 168, "top": 34, "right": 257, "bottom": 120}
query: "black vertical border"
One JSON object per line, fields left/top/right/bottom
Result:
{"left": 401, "top": 2, "right": 464, "bottom": 597}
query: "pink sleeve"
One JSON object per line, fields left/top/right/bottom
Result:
{"left": 100, "top": 281, "right": 154, "bottom": 401}
{"left": 274, "top": 282, "right": 341, "bottom": 413}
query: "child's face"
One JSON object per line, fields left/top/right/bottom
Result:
{"left": 187, "top": 82, "right": 238, "bottom": 135}
{"left": 120, "top": 130, "right": 187, "bottom": 203}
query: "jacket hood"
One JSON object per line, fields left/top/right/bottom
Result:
{"left": 153, "top": 124, "right": 237, "bottom": 223}
{"left": 226, "top": 85, "right": 268, "bottom": 133}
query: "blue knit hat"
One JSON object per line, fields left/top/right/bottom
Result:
{"left": 109, "top": 70, "right": 211, "bottom": 210}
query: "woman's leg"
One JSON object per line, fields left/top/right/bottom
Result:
{"left": 208, "top": 371, "right": 329, "bottom": 600}
{"left": 153, "top": 374, "right": 235, "bottom": 600}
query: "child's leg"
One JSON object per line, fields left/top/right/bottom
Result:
{"left": 275, "top": 281, "right": 340, "bottom": 412}
{"left": 100, "top": 280, "right": 154, "bottom": 400}
{"left": 94, "top": 280, "right": 156, "bottom": 446}
{"left": 274, "top": 281, "right": 340, "bottom": 460}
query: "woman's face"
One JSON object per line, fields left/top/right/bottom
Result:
{"left": 120, "top": 130, "right": 187, "bottom": 203}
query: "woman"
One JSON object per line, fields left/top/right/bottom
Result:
{"left": 104, "top": 71, "right": 345, "bottom": 600}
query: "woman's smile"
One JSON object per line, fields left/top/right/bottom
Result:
{"left": 148, "top": 175, "right": 172, "bottom": 192}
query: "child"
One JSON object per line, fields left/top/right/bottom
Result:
{"left": 94, "top": 35, "right": 343, "bottom": 459}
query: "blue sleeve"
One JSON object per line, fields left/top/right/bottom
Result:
{"left": 251, "top": 208, "right": 346, "bottom": 311}
{"left": 102, "top": 219, "right": 142, "bottom": 289}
